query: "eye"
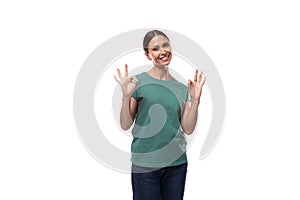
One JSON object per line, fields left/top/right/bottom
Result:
{"left": 152, "top": 47, "right": 159, "bottom": 51}
{"left": 163, "top": 43, "right": 170, "bottom": 48}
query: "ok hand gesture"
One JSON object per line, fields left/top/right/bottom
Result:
{"left": 114, "top": 64, "right": 138, "bottom": 98}
{"left": 188, "top": 69, "right": 206, "bottom": 103}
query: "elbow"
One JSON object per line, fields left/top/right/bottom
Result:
{"left": 120, "top": 124, "right": 131, "bottom": 131}
{"left": 182, "top": 127, "right": 194, "bottom": 135}
{"left": 120, "top": 116, "right": 134, "bottom": 131}
{"left": 184, "top": 129, "right": 194, "bottom": 135}
{"left": 120, "top": 120, "right": 133, "bottom": 131}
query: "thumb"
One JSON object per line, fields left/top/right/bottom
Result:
{"left": 130, "top": 76, "right": 139, "bottom": 87}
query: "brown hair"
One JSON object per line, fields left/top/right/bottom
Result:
{"left": 143, "top": 30, "right": 169, "bottom": 54}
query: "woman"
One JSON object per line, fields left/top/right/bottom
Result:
{"left": 114, "top": 30, "right": 206, "bottom": 200}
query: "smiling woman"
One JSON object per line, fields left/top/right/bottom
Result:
{"left": 143, "top": 30, "right": 172, "bottom": 67}
{"left": 113, "top": 29, "right": 206, "bottom": 200}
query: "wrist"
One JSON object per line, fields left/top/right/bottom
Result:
{"left": 122, "top": 95, "right": 131, "bottom": 99}
{"left": 190, "top": 97, "right": 200, "bottom": 104}
{"left": 122, "top": 95, "right": 131, "bottom": 101}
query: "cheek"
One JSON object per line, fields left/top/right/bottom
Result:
{"left": 149, "top": 52, "right": 158, "bottom": 59}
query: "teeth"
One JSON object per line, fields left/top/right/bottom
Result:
{"left": 160, "top": 54, "right": 168, "bottom": 60}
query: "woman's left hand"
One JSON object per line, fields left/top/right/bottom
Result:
{"left": 188, "top": 69, "right": 206, "bottom": 103}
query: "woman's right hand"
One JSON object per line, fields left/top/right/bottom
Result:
{"left": 114, "top": 64, "right": 138, "bottom": 98}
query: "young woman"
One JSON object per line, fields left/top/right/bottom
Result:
{"left": 114, "top": 30, "right": 206, "bottom": 200}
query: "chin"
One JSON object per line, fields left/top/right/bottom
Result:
{"left": 157, "top": 59, "right": 172, "bottom": 66}
{"left": 156, "top": 62, "right": 170, "bottom": 67}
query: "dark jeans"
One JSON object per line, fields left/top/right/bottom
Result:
{"left": 131, "top": 163, "right": 188, "bottom": 200}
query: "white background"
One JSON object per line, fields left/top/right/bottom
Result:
{"left": 1, "top": 0, "right": 299, "bottom": 199}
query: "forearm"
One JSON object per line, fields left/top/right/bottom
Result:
{"left": 181, "top": 100, "right": 199, "bottom": 134}
{"left": 120, "top": 96, "right": 134, "bottom": 130}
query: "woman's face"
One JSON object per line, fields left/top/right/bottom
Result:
{"left": 146, "top": 35, "right": 172, "bottom": 66}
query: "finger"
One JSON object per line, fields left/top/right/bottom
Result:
{"left": 131, "top": 76, "right": 138, "bottom": 81}
{"left": 198, "top": 71, "right": 203, "bottom": 83}
{"left": 117, "top": 68, "right": 122, "bottom": 78}
{"left": 130, "top": 76, "right": 138, "bottom": 84}
{"left": 114, "top": 75, "right": 120, "bottom": 83}
{"left": 201, "top": 76, "right": 206, "bottom": 85}
{"left": 187, "top": 80, "right": 193, "bottom": 88}
{"left": 125, "top": 64, "right": 128, "bottom": 77}
{"left": 194, "top": 69, "right": 198, "bottom": 82}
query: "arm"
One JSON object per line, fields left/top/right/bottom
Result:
{"left": 181, "top": 99, "right": 200, "bottom": 135}
{"left": 181, "top": 69, "right": 206, "bottom": 135}
{"left": 114, "top": 64, "right": 139, "bottom": 130}
{"left": 120, "top": 97, "right": 137, "bottom": 130}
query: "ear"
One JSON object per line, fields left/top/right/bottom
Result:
{"left": 144, "top": 52, "right": 152, "bottom": 61}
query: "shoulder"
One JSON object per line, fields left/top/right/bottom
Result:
{"left": 135, "top": 72, "right": 147, "bottom": 81}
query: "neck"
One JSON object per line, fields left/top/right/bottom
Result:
{"left": 148, "top": 65, "right": 173, "bottom": 80}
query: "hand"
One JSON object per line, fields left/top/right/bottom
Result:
{"left": 114, "top": 64, "right": 138, "bottom": 98}
{"left": 188, "top": 69, "right": 206, "bottom": 102}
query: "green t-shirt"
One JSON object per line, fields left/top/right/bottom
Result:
{"left": 131, "top": 72, "right": 189, "bottom": 168}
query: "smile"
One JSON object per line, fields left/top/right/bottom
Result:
{"left": 158, "top": 53, "right": 170, "bottom": 61}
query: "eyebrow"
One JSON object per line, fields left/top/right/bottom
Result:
{"left": 150, "top": 42, "right": 170, "bottom": 48}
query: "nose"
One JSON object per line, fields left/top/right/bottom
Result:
{"left": 160, "top": 46, "right": 167, "bottom": 54}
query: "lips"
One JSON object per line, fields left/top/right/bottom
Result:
{"left": 158, "top": 53, "right": 170, "bottom": 62}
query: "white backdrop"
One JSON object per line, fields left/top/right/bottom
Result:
{"left": 1, "top": 0, "right": 299, "bottom": 199}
